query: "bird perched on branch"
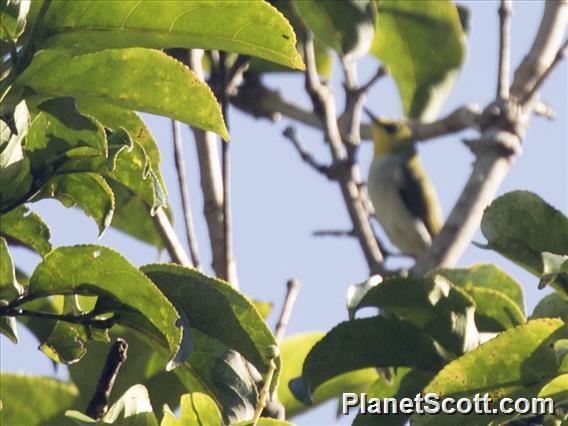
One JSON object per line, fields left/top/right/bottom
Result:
{"left": 365, "top": 109, "right": 442, "bottom": 257}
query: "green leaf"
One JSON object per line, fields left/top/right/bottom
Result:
{"left": 371, "top": 0, "right": 466, "bottom": 121}
{"left": 39, "top": 173, "right": 114, "bottom": 236}
{"left": 39, "top": 321, "right": 87, "bottom": 364}
{"left": 25, "top": 97, "right": 107, "bottom": 180}
{"left": 352, "top": 275, "right": 479, "bottom": 354}
{"left": 531, "top": 293, "right": 568, "bottom": 323}
{"left": 434, "top": 263, "right": 525, "bottom": 315}
{"left": 35, "top": 0, "right": 303, "bottom": 70}
{"left": 294, "top": 0, "right": 376, "bottom": 61}
{"left": 539, "top": 374, "right": 568, "bottom": 405}
{"left": 0, "top": 301, "right": 18, "bottom": 343}
{"left": 0, "top": 0, "right": 30, "bottom": 40}
{"left": 17, "top": 48, "right": 228, "bottom": 138}
{"left": 103, "top": 385, "right": 158, "bottom": 425}
{"left": 172, "top": 330, "right": 258, "bottom": 423}
{"left": 141, "top": 264, "right": 280, "bottom": 394}
{"left": 249, "top": 1, "right": 333, "bottom": 77}
{"left": 106, "top": 182, "right": 165, "bottom": 249}
{"left": 278, "top": 332, "right": 379, "bottom": 417}
{"left": 353, "top": 368, "right": 435, "bottom": 426}
{"left": 28, "top": 245, "right": 183, "bottom": 365}
{"left": 433, "top": 265, "right": 526, "bottom": 332}
{"left": 0, "top": 100, "right": 32, "bottom": 209}
{"left": 412, "top": 318, "right": 568, "bottom": 425}
{"left": 0, "top": 374, "right": 79, "bottom": 426}
{"left": 0, "top": 237, "right": 23, "bottom": 301}
{"left": 76, "top": 101, "right": 166, "bottom": 193}
{"left": 68, "top": 327, "right": 184, "bottom": 413}
{"left": 481, "top": 191, "right": 568, "bottom": 276}
{"left": 290, "top": 317, "right": 448, "bottom": 405}
{"left": 233, "top": 419, "right": 294, "bottom": 426}
{"left": 161, "top": 393, "right": 222, "bottom": 426}
{"left": 0, "top": 206, "right": 52, "bottom": 256}
{"left": 539, "top": 253, "right": 568, "bottom": 297}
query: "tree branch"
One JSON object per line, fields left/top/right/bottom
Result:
{"left": 188, "top": 49, "right": 238, "bottom": 286}
{"left": 171, "top": 119, "right": 201, "bottom": 269}
{"left": 274, "top": 279, "right": 301, "bottom": 344}
{"left": 497, "top": 0, "right": 513, "bottom": 99}
{"left": 86, "top": 338, "right": 128, "bottom": 420}
{"left": 282, "top": 126, "right": 331, "bottom": 177}
{"left": 413, "top": 1, "right": 568, "bottom": 276}
{"left": 301, "top": 33, "right": 386, "bottom": 275}
{"left": 153, "top": 207, "right": 192, "bottom": 267}
{"left": 232, "top": 75, "right": 481, "bottom": 143}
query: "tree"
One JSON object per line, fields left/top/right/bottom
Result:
{"left": 0, "top": 1, "right": 566, "bottom": 425}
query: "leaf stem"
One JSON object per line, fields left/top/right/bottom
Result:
{"left": 251, "top": 346, "right": 280, "bottom": 425}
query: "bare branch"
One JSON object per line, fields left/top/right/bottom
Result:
{"left": 302, "top": 33, "right": 386, "bottom": 275}
{"left": 413, "top": 1, "right": 568, "bottom": 275}
{"left": 282, "top": 126, "right": 331, "bottom": 177}
{"left": 86, "top": 339, "right": 128, "bottom": 420}
{"left": 533, "top": 100, "right": 556, "bottom": 119}
{"left": 188, "top": 49, "right": 239, "bottom": 286}
{"left": 171, "top": 119, "right": 201, "bottom": 270}
{"left": 226, "top": 55, "right": 250, "bottom": 95}
{"left": 232, "top": 76, "right": 480, "bottom": 144}
{"left": 274, "top": 279, "right": 301, "bottom": 344}
{"left": 521, "top": 38, "right": 568, "bottom": 104}
{"left": 359, "top": 66, "right": 387, "bottom": 94}
{"left": 312, "top": 229, "right": 356, "bottom": 238}
{"left": 153, "top": 207, "right": 192, "bottom": 267}
{"left": 497, "top": 0, "right": 513, "bottom": 99}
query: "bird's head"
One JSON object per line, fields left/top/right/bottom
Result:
{"left": 364, "top": 108, "right": 414, "bottom": 157}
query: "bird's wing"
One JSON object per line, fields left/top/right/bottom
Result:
{"left": 398, "top": 156, "right": 443, "bottom": 237}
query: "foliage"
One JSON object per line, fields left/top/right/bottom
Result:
{"left": 1, "top": 1, "right": 565, "bottom": 425}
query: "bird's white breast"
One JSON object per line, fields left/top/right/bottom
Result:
{"left": 368, "top": 155, "right": 432, "bottom": 257}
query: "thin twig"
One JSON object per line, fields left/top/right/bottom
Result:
{"left": 218, "top": 51, "right": 235, "bottom": 286}
{"left": 232, "top": 76, "right": 480, "bottom": 143}
{"left": 251, "top": 345, "right": 279, "bottom": 425}
{"left": 226, "top": 55, "right": 251, "bottom": 95}
{"left": 521, "top": 38, "right": 568, "bottom": 104}
{"left": 86, "top": 339, "right": 128, "bottom": 420}
{"left": 0, "top": 307, "right": 114, "bottom": 329}
{"left": 312, "top": 229, "right": 356, "bottom": 238}
{"left": 532, "top": 100, "right": 556, "bottom": 119}
{"left": 153, "top": 207, "right": 192, "bottom": 266}
{"left": 274, "top": 279, "right": 301, "bottom": 344}
{"left": 302, "top": 32, "right": 386, "bottom": 275}
{"left": 282, "top": 126, "right": 331, "bottom": 177}
{"left": 171, "top": 119, "right": 201, "bottom": 269}
{"left": 359, "top": 66, "right": 387, "bottom": 94}
{"left": 497, "top": 0, "right": 513, "bottom": 99}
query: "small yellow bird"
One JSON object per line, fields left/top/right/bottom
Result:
{"left": 366, "top": 110, "right": 443, "bottom": 257}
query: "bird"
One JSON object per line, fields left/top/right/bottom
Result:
{"left": 365, "top": 109, "right": 443, "bottom": 258}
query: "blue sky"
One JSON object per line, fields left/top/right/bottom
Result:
{"left": 1, "top": 1, "right": 566, "bottom": 425}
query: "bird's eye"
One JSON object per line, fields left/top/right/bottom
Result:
{"left": 383, "top": 123, "right": 399, "bottom": 134}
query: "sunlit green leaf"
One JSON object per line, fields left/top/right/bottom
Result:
{"left": 353, "top": 368, "right": 435, "bottom": 426}
{"left": 0, "top": 374, "right": 78, "bottom": 426}
{"left": 481, "top": 191, "right": 568, "bottom": 276}
{"left": 141, "top": 264, "right": 280, "bottom": 394}
{"left": 531, "top": 293, "right": 568, "bottom": 323}
{"left": 0, "top": 0, "right": 30, "bottom": 40}
{"left": 35, "top": 0, "right": 303, "bottom": 70}
{"left": 294, "top": 0, "right": 376, "bottom": 61}
{"left": 371, "top": 0, "right": 466, "bottom": 121}
{"left": 28, "top": 245, "right": 182, "bottom": 365}
{"left": 17, "top": 48, "right": 228, "bottom": 139}
{"left": 290, "top": 317, "right": 448, "bottom": 405}
{"left": 412, "top": 318, "right": 568, "bottom": 425}
{"left": 352, "top": 275, "right": 479, "bottom": 354}
{"left": 39, "top": 173, "right": 114, "bottom": 237}
{"left": 0, "top": 206, "right": 51, "bottom": 256}
{"left": 0, "top": 237, "right": 23, "bottom": 301}
{"left": 278, "top": 332, "right": 379, "bottom": 417}
{"left": 161, "top": 393, "right": 222, "bottom": 426}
